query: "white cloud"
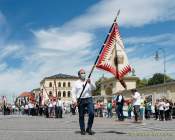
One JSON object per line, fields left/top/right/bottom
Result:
{"left": 0, "top": 44, "right": 25, "bottom": 61}
{"left": 125, "top": 33, "right": 175, "bottom": 46}
{"left": 33, "top": 28, "right": 94, "bottom": 51}
{"left": 65, "top": 0, "right": 175, "bottom": 30}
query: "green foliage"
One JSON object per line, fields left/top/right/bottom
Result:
{"left": 136, "top": 78, "right": 148, "bottom": 88}
{"left": 148, "top": 73, "right": 172, "bottom": 85}
{"left": 92, "top": 78, "right": 102, "bottom": 96}
{"left": 136, "top": 73, "right": 174, "bottom": 87}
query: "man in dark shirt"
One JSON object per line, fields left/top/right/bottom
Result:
{"left": 116, "top": 92, "right": 124, "bottom": 121}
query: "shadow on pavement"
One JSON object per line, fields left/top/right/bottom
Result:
{"left": 75, "top": 130, "right": 126, "bottom": 135}
{"left": 75, "top": 131, "right": 96, "bottom": 135}
{"left": 100, "top": 130, "right": 127, "bottom": 134}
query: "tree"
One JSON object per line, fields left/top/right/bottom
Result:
{"left": 92, "top": 78, "right": 102, "bottom": 96}
{"left": 148, "top": 73, "right": 173, "bottom": 85}
{"left": 136, "top": 78, "right": 148, "bottom": 88}
{"left": 92, "top": 76, "right": 108, "bottom": 96}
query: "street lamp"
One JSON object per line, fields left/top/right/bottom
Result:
{"left": 154, "top": 48, "right": 166, "bottom": 94}
{"left": 154, "top": 48, "right": 166, "bottom": 84}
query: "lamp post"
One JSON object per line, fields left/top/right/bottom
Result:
{"left": 154, "top": 48, "right": 166, "bottom": 94}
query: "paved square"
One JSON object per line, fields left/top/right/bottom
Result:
{"left": 0, "top": 115, "right": 174, "bottom": 140}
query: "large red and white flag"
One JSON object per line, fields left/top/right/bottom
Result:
{"left": 96, "top": 22, "right": 131, "bottom": 87}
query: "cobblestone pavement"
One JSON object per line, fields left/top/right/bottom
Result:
{"left": 0, "top": 114, "right": 174, "bottom": 140}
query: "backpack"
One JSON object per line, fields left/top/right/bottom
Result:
{"left": 107, "top": 103, "right": 112, "bottom": 109}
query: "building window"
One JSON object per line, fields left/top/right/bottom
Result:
{"left": 58, "top": 82, "right": 61, "bottom": 87}
{"left": 68, "top": 91, "right": 71, "bottom": 97}
{"left": 49, "top": 91, "right": 52, "bottom": 96}
{"left": 49, "top": 82, "right": 52, "bottom": 87}
{"left": 58, "top": 91, "right": 61, "bottom": 97}
{"left": 63, "top": 91, "right": 66, "bottom": 97}
{"left": 68, "top": 82, "right": 71, "bottom": 87}
{"left": 63, "top": 82, "right": 66, "bottom": 87}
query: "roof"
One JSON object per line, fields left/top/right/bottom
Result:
{"left": 19, "top": 92, "right": 34, "bottom": 97}
{"left": 40, "top": 73, "right": 78, "bottom": 84}
{"left": 47, "top": 73, "right": 78, "bottom": 79}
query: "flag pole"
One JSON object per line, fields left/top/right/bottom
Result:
{"left": 77, "top": 10, "right": 121, "bottom": 103}
{"left": 42, "top": 83, "right": 49, "bottom": 99}
{"left": 54, "top": 78, "right": 57, "bottom": 97}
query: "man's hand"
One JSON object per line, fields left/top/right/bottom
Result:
{"left": 72, "top": 101, "right": 77, "bottom": 108}
{"left": 87, "top": 78, "right": 91, "bottom": 84}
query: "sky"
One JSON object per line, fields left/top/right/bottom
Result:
{"left": 0, "top": 0, "right": 175, "bottom": 101}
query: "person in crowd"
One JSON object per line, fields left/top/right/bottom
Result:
{"left": 158, "top": 99, "right": 165, "bottom": 121}
{"left": 140, "top": 96, "right": 145, "bottom": 120}
{"left": 56, "top": 97, "right": 63, "bottom": 118}
{"left": 44, "top": 103, "right": 49, "bottom": 118}
{"left": 127, "top": 102, "right": 132, "bottom": 119}
{"left": 116, "top": 92, "right": 124, "bottom": 121}
{"left": 96, "top": 101, "right": 101, "bottom": 117}
{"left": 169, "top": 100, "right": 173, "bottom": 120}
{"left": 28, "top": 101, "right": 34, "bottom": 116}
{"left": 107, "top": 100, "right": 112, "bottom": 118}
{"left": 145, "top": 100, "right": 152, "bottom": 119}
{"left": 123, "top": 102, "right": 128, "bottom": 119}
{"left": 154, "top": 99, "right": 160, "bottom": 120}
{"left": 164, "top": 99, "right": 170, "bottom": 121}
{"left": 70, "top": 102, "right": 76, "bottom": 115}
{"left": 24, "top": 103, "right": 29, "bottom": 115}
{"left": 48, "top": 99, "right": 53, "bottom": 117}
{"left": 131, "top": 89, "right": 141, "bottom": 122}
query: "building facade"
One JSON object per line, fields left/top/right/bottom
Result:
{"left": 40, "top": 74, "right": 78, "bottom": 104}
{"left": 100, "top": 76, "right": 138, "bottom": 103}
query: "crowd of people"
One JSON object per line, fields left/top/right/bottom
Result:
{"left": 93, "top": 89, "right": 175, "bottom": 122}
{"left": 1, "top": 97, "right": 74, "bottom": 118}
{"left": 1, "top": 90, "right": 175, "bottom": 122}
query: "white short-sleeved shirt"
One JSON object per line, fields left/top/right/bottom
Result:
{"left": 71, "top": 79, "right": 96, "bottom": 102}
{"left": 132, "top": 92, "right": 141, "bottom": 106}
{"left": 165, "top": 102, "right": 170, "bottom": 111}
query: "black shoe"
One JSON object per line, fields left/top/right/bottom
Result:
{"left": 86, "top": 128, "right": 95, "bottom": 135}
{"left": 80, "top": 129, "right": 86, "bottom": 135}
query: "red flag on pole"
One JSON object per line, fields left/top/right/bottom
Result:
{"left": 96, "top": 22, "right": 131, "bottom": 88}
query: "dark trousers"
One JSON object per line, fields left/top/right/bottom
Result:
{"left": 128, "top": 110, "right": 132, "bottom": 119}
{"left": 78, "top": 97, "right": 94, "bottom": 130}
{"left": 159, "top": 110, "right": 164, "bottom": 121}
{"left": 107, "top": 109, "right": 112, "bottom": 118}
{"left": 58, "top": 106, "right": 62, "bottom": 118}
{"left": 71, "top": 107, "right": 76, "bottom": 115}
{"left": 165, "top": 110, "right": 169, "bottom": 121}
{"left": 116, "top": 104, "right": 124, "bottom": 120}
{"left": 155, "top": 109, "right": 159, "bottom": 120}
{"left": 134, "top": 105, "right": 140, "bottom": 121}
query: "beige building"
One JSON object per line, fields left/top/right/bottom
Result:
{"left": 40, "top": 74, "right": 78, "bottom": 103}
{"left": 122, "top": 81, "right": 175, "bottom": 105}
{"left": 100, "top": 76, "right": 138, "bottom": 103}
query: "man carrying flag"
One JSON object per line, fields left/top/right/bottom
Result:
{"left": 72, "top": 10, "right": 131, "bottom": 135}
{"left": 72, "top": 69, "right": 96, "bottom": 135}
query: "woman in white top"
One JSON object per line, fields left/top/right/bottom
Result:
{"left": 158, "top": 99, "right": 165, "bottom": 121}
{"left": 164, "top": 99, "right": 170, "bottom": 121}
